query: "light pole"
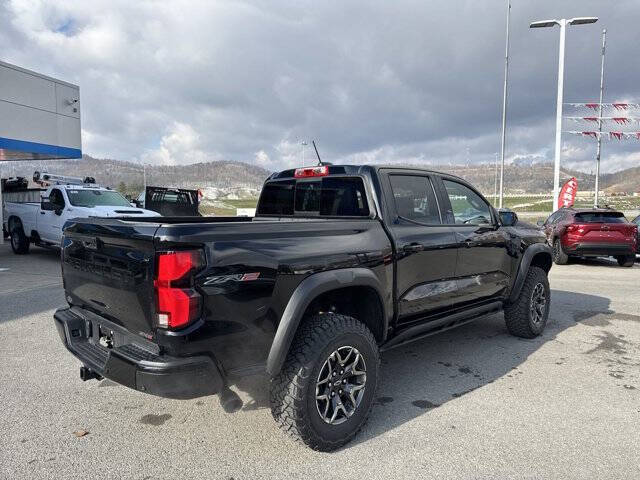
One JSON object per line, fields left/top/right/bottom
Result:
{"left": 499, "top": 0, "right": 511, "bottom": 208}
{"left": 494, "top": 152, "right": 499, "bottom": 205}
{"left": 301, "top": 141, "right": 308, "bottom": 164}
{"left": 530, "top": 16, "right": 598, "bottom": 211}
{"left": 594, "top": 29, "right": 606, "bottom": 208}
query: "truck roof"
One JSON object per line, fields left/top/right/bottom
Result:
{"left": 268, "top": 164, "right": 467, "bottom": 183}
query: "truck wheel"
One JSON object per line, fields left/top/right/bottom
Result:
{"left": 10, "top": 224, "right": 30, "bottom": 255}
{"left": 616, "top": 255, "right": 635, "bottom": 267}
{"left": 504, "top": 266, "right": 550, "bottom": 339}
{"left": 270, "top": 313, "right": 379, "bottom": 452}
{"left": 552, "top": 238, "right": 568, "bottom": 265}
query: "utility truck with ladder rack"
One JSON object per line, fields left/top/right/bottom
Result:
{"left": 2, "top": 172, "right": 160, "bottom": 254}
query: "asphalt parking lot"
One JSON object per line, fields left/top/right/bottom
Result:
{"left": 1, "top": 243, "right": 638, "bottom": 480}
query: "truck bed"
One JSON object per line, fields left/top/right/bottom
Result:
{"left": 61, "top": 215, "right": 393, "bottom": 374}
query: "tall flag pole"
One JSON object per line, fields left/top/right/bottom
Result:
{"left": 594, "top": 29, "right": 606, "bottom": 208}
{"left": 499, "top": 0, "right": 511, "bottom": 208}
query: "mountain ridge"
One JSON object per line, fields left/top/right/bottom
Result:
{"left": 1, "top": 155, "right": 638, "bottom": 195}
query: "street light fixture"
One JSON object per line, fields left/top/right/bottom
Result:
{"left": 530, "top": 16, "right": 598, "bottom": 211}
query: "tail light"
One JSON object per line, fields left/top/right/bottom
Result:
{"left": 154, "top": 250, "right": 204, "bottom": 329}
{"left": 565, "top": 224, "right": 585, "bottom": 234}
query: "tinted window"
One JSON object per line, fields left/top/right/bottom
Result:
{"left": 575, "top": 212, "right": 627, "bottom": 223}
{"left": 49, "top": 189, "right": 65, "bottom": 207}
{"left": 443, "top": 179, "right": 492, "bottom": 225}
{"left": 257, "top": 181, "right": 295, "bottom": 215}
{"left": 295, "top": 181, "right": 320, "bottom": 213}
{"left": 257, "top": 177, "right": 369, "bottom": 217}
{"left": 319, "top": 178, "right": 369, "bottom": 216}
{"left": 389, "top": 175, "right": 441, "bottom": 224}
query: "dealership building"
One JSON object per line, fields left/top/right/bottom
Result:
{"left": 0, "top": 59, "right": 82, "bottom": 243}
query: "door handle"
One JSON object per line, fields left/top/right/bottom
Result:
{"left": 40, "top": 211, "right": 46, "bottom": 215}
{"left": 403, "top": 243, "right": 424, "bottom": 253}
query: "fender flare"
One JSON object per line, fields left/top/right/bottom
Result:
{"left": 265, "top": 268, "right": 390, "bottom": 377}
{"left": 508, "top": 243, "right": 552, "bottom": 303}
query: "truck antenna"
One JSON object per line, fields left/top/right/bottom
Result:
{"left": 312, "top": 140, "right": 323, "bottom": 166}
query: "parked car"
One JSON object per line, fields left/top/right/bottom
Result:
{"left": 632, "top": 214, "right": 640, "bottom": 255}
{"left": 538, "top": 207, "right": 637, "bottom": 267}
{"left": 54, "top": 164, "right": 552, "bottom": 451}
{"left": 3, "top": 184, "right": 160, "bottom": 254}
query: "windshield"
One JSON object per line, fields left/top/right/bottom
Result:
{"left": 67, "top": 189, "right": 133, "bottom": 208}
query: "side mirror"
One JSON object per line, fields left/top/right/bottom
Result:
{"left": 498, "top": 209, "right": 518, "bottom": 227}
{"left": 54, "top": 208, "right": 63, "bottom": 216}
{"left": 536, "top": 220, "right": 545, "bottom": 227}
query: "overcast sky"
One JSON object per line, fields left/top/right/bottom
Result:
{"left": 1, "top": 0, "right": 639, "bottom": 172}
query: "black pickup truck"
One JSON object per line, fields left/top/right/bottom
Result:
{"left": 54, "top": 164, "right": 552, "bottom": 451}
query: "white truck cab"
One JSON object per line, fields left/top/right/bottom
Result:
{"left": 3, "top": 180, "right": 160, "bottom": 254}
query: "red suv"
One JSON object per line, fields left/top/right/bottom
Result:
{"left": 539, "top": 208, "right": 637, "bottom": 267}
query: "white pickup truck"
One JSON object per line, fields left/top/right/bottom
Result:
{"left": 3, "top": 184, "right": 160, "bottom": 254}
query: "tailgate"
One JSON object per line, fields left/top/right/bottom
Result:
{"left": 581, "top": 224, "right": 628, "bottom": 242}
{"left": 62, "top": 218, "right": 160, "bottom": 336}
{"left": 572, "top": 212, "right": 636, "bottom": 245}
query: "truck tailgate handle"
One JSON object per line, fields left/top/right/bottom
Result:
{"left": 403, "top": 243, "right": 424, "bottom": 253}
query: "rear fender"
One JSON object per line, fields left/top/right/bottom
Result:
{"left": 265, "top": 268, "right": 389, "bottom": 377}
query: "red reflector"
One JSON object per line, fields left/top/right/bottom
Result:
{"left": 155, "top": 250, "right": 203, "bottom": 329}
{"left": 294, "top": 165, "right": 329, "bottom": 178}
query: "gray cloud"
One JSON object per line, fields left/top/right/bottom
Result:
{"left": 1, "top": 0, "right": 639, "bottom": 172}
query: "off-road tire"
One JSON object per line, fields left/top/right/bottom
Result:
{"left": 270, "top": 313, "right": 379, "bottom": 452}
{"left": 552, "top": 238, "right": 568, "bottom": 265}
{"left": 10, "top": 223, "right": 30, "bottom": 254}
{"left": 504, "top": 266, "right": 550, "bottom": 338}
{"left": 616, "top": 255, "right": 635, "bottom": 267}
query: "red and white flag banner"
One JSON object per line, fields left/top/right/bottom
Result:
{"left": 558, "top": 177, "right": 578, "bottom": 208}
{"left": 565, "top": 131, "right": 640, "bottom": 140}
{"left": 565, "top": 116, "right": 640, "bottom": 125}
{"left": 565, "top": 102, "right": 640, "bottom": 110}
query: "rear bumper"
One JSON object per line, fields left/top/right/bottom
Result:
{"left": 564, "top": 242, "right": 635, "bottom": 257}
{"left": 54, "top": 307, "right": 224, "bottom": 399}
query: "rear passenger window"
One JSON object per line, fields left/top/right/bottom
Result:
{"left": 389, "top": 175, "right": 441, "bottom": 224}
